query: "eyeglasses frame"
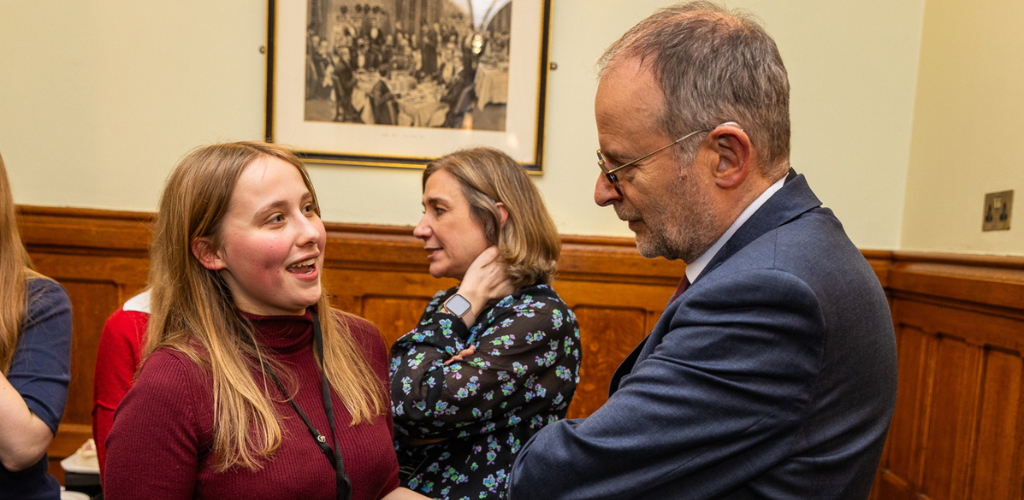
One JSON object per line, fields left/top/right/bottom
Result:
{"left": 596, "top": 121, "right": 740, "bottom": 195}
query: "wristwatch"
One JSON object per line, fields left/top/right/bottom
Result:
{"left": 443, "top": 294, "right": 473, "bottom": 318}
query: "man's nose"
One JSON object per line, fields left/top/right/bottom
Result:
{"left": 594, "top": 173, "right": 621, "bottom": 207}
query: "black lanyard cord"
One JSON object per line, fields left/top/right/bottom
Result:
{"left": 261, "top": 310, "right": 352, "bottom": 500}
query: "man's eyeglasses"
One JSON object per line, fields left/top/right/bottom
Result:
{"left": 596, "top": 122, "right": 739, "bottom": 195}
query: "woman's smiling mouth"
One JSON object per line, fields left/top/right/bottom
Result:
{"left": 286, "top": 257, "right": 317, "bottom": 274}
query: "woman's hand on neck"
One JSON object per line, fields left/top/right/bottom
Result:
{"left": 451, "top": 246, "right": 514, "bottom": 327}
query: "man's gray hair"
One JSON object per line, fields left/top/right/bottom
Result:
{"left": 599, "top": 1, "right": 790, "bottom": 177}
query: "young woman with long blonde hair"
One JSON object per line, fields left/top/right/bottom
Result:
{"left": 0, "top": 152, "right": 73, "bottom": 499}
{"left": 104, "top": 142, "right": 427, "bottom": 500}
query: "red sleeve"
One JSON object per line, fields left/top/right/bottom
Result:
{"left": 103, "top": 349, "right": 204, "bottom": 499}
{"left": 91, "top": 308, "right": 148, "bottom": 480}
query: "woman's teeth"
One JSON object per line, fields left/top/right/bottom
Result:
{"left": 287, "top": 258, "right": 317, "bottom": 274}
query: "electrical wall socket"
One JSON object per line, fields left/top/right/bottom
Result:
{"left": 982, "top": 190, "right": 1013, "bottom": 231}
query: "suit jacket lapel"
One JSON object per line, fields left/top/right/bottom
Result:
{"left": 609, "top": 337, "right": 647, "bottom": 396}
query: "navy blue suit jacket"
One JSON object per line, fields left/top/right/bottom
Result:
{"left": 508, "top": 173, "right": 897, "bottom": 499}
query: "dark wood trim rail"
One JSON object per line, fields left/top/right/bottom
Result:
{"left": 15, "top": 206, "right": 1024, "bottom": 498}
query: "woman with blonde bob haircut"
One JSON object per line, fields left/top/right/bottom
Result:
{"left": 105, "top": 142, "right": 427, "bottom": 500}
{"left": 390, "top": 147, "right": 581, "bottom": 499}
{"left": 0, "top": 152, "right": 73, "bottom": 499}
{"left": 424, "top": 147, "right": 561, "bottom": 289}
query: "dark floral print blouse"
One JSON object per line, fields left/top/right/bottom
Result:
{"left": 390, "top": 283, "right": 581, "bottom": 500}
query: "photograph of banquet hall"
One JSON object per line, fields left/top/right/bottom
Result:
{"left": 304, "top": 0, "right": 513, "bottom": 131}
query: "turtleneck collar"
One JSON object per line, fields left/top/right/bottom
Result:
{"left": 238, "top": 308, "right": 314, "bottom": 354}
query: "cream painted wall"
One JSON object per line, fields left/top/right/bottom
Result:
{"left": 901, "top": 0, "right": 1024, "bottom": 255}
{"left": 0, "top": 2, "right": 267, "bottom": 211}
{"left": 0, "top": 1, "right": 922, "bottom": 249}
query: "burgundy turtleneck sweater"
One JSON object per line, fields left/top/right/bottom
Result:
{"left": 103, "top": 311, "right": 399, "bottom": 500}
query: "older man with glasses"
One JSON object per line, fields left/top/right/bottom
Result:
{"left": 507, "top": 2, "right": 897, "bottom": 499}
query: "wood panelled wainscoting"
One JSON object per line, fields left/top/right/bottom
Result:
{"left": 17, "top": 206, "right": 1024, "bottom": 498}
{"left": 871, "top": 253, "right": 1024, "bottom": 500}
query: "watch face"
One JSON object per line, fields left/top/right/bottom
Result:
{"left": 446, "top": 294, "right": 472, "bottom": 317}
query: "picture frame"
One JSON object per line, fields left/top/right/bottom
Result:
{"left": 265, "top": 0, "right": 552, "bottom": 172}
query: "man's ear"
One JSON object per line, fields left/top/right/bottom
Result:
{"left": 708, "top": 123, "right": 752, "bottom": 189}
{"left": 191, "top": 237, "right": 225, "bottom": 271}
{"left": 496, "top": 202, "right": 509, "bottom": 228}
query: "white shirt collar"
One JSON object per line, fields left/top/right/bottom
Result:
{"left": 684, "top": 175, "right": 787, "bottom": 283}
{"left": 123, "top": 290, "right": 151, "bottom": 314}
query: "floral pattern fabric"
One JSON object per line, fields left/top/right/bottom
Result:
{"left": 390, "top": 283, "right": 581, "bottom": 500}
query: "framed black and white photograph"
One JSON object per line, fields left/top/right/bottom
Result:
{"left": 265, "top": 0, "right": 551, "bottom": 171}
